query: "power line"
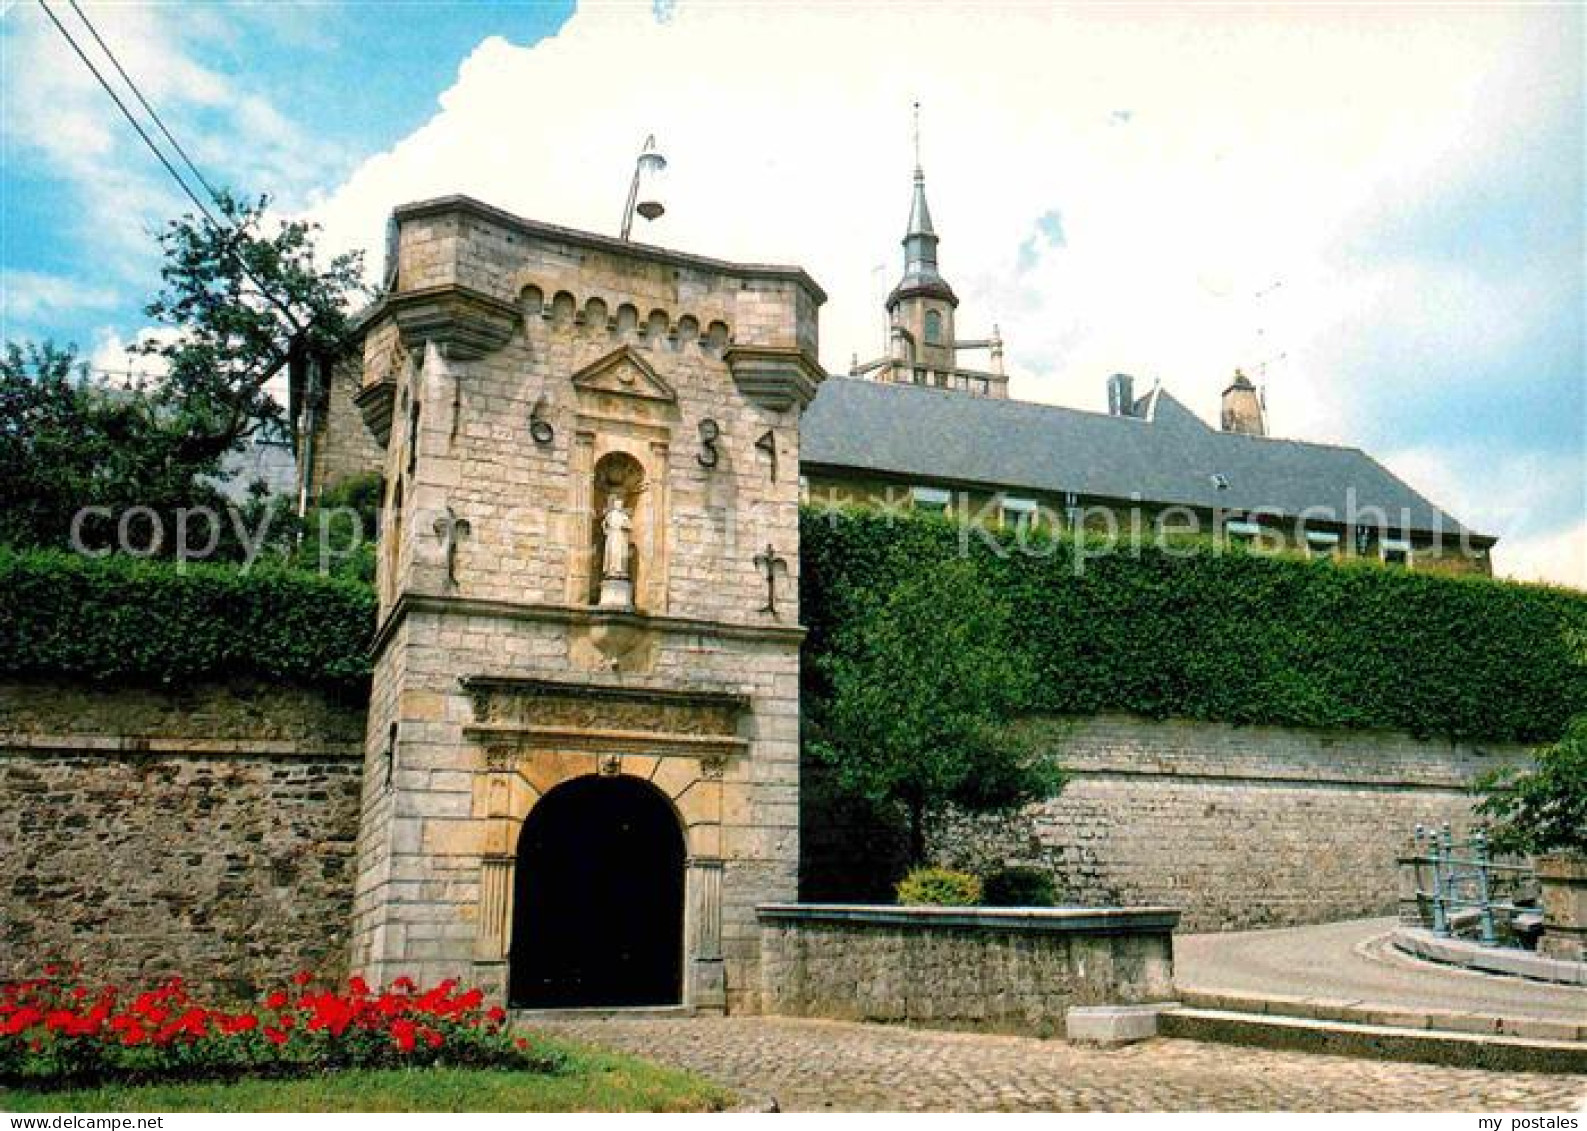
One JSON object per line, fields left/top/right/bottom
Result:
{"left": 34, "top": 0, "right": 221, "bottom": 231}
{"left": 35, "top": 0, "right": 306, "bottom": 338}
{"left": 65, "top": 0, "right": 223, "bottom": 207}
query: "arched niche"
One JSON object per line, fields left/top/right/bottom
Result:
{"left": 590, "top": 450, "right": 647, "bottom": 607}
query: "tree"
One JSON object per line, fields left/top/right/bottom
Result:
{"left": 139, "top": 190, "right": 366, "bottom": 464}
{"left": 807, "top": 559, "right": 1067, "bottom": 863}
{"left": 0, "top": 342, "right": 229, "bottom": 551}
{"left": 1, "top": 192, "right": 365, "bottom": 558}
{"left": 1476, "top": 715, "right": 1587, "bottom": 858}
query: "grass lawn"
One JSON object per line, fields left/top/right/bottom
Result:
{"left": 0, "top": 1041, "right": 735, "bottom": 1113}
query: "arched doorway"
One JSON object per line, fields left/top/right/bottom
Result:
{"left": 509, "top": 775, "right": 685, "bottom": 1008}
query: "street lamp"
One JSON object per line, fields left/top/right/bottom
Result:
{"left": 619, "top": 135, "right": 667, "bottom": 241}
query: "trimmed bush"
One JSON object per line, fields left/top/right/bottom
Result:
{"left": 0, "top": 548, "right": 375, "bottom": 692}
{"left": 981, "top": 866, "right": 1058, "bottom": 907}
{"left": 895, "top": 866, "right": 982, "bottom": 907}
{"left": 801, "top": 508, "right": 1587, "bottom": 744}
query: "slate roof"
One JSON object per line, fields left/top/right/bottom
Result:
{"left": 801, "top": 377, "right": 1486, "bottom": 541}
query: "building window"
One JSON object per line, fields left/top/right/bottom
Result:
{"left": 1225, "top": 519, "right": 1262, "bottom": 549}
{"left": 925, "top": 309, "right": 943, "bottom": 345}
{"left": 911, "top": 486, "right": 952, "bottom": 514}
{"left": 1305, "top": 531, "right": 1340, "bottom": 560}
{"left": 1380, "top": 538, "right": 1413, "bottom": 568}
{"left": 913, "top": 367, "right": 928, "bottom": 385}
{"left": 999, "top": 496, "right": 1039, "bottom": 532}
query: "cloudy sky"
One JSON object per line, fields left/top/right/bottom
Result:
{"left": 2, "top": 1, "right": 1582, "bottom": 586}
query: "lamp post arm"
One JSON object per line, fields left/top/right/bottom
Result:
{"left": 620, "top": 160, "right": 642, "bottom": 241}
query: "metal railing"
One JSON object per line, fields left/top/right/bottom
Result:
{"left": 1403, "top": 824, "right": 1539, "bottom": 946}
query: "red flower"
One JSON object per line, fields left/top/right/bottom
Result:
{"left": 486, "top": 1006, "right": 507, "bottom": 1025}
{"left": 264, "top": 991, "right": 289, "bottom": 1010}
{"left": 263, "top": 1025, "right": 289, "bottom": 1046}
{"left": 348, "top": 976, "right": 371, "bottom": 997}
{"left": 391, "top": 1018, "right": 417, "bottom": 1053}
{"left": 290, "top": 971, "right": 313, "bottom": 987}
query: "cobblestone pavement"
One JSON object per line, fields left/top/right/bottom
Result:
{"left": 536, "top": 1016, "right": 1587, "bottom": 1112}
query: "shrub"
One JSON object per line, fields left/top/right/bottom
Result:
{"left": 895, "top": 866, "right": 982, "bottom": 906}
{"left": 0, "top": 548, "right": 375, "bottom": 692}
{"left": 1475, "top": 715, "right": 1587, "bottom": 858}
{"left": 981, "top": 866, "right": 1058, "bottom": 907}
{"left": 0, "top": 968, "right": 564, "bottom": 1089}
{"left": 801, "top": 508, "right": 1587, "bottom": 743}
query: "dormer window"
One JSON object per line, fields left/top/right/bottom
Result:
{"left": 911, "top": 485, "right": 952, "bottom": 514}
{"left": 1380, "top": 537, "right": 1413, "bottom": 568}
{"left": 924, "top": 309, "right": 943, "bottom": 345}
{"left": 999, "top": 496, "right": 1039, "bottom": 532}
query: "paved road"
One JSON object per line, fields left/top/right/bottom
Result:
{"left": 1176, "top": 917, "right": 1587, "bottom": 1024}
{"left": 537, "top": 1015, "right": 1587, "bottom": 1112}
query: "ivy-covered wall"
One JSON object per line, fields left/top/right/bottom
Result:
{"left": 801, "top": 509, "right": 1586, "bottom": 745}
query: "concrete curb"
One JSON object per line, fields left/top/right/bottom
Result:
{"left": 1391, "top": 927, "right": 1587, "bottom": 988}
{"left": 1177, "top": 987, "right": 1587, "bottom": 1042}
{"left": 1159, "top": 1007, "right": 1587, "bottom": 1074}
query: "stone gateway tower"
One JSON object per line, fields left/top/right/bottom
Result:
{"left": 349, "top": 197, "right": 824, "bottom": 1013}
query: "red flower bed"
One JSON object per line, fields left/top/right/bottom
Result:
{"left": 0, "top": 967, "right": 563, "bottom": 1088}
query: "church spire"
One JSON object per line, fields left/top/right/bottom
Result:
{"left": 888, "top": 103, "right": 956, "bottom": 313}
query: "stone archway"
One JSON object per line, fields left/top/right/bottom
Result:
{"left": 507, "top": 774, "right": 686, "bottom": 1008}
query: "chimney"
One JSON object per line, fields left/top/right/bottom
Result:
{"left": 1107, "top": 373, "right": 1136, "bottom": 417}
{"left": 1221, "top": 369, "right": 1266, "bottom": 436}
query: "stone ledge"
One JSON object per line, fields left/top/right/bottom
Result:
{"left": 0, "top": 736, "right": 363, "bottom": 759}
{"left": 463, "top": 723, "right": 749, "bottom": 759}
{"left": 372, "top": 592, "right": 806, "bottom": 658}
{"left": 757, "top": 903, "right": 1181, "bottom": 935}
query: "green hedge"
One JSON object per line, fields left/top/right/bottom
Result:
{"left": 0, "top": 548, "right": 376, "bottom": 692}
{"left": 801, "top": 508, "right": 1587, "bottom": 744}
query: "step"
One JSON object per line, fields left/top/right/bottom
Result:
{"left": 512, "top": 1003, "right": 697, "bottom": 1023}
{"left": 1160, "top": 1006, "right": 1587, "bottom": 1074}
{"left": 1178, "top": 988, "right": 1587, "bottom": 1042}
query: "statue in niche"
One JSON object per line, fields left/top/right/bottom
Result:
{"left": 601, "top": 495, "right": 633, "bottom": 581}
{"left": 594, "top": 455, "right": 646, "bottom": 610}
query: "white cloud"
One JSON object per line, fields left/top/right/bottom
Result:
{"left": 86, "top": 325, "right": 172, "bottom": 387}
{"left": 1379, "top": 445, "right": 1585, "bottom": 590}
{"left": 1, "top": 2, "right": 333, "bottom": 274}
{"left": 293, "top": 2, "right": 1579, "bottom": 586}
{"left": 1498, "top": 521, "right": 1587, "bottom": 590}
{"left": 1, "top": 270, "right": 121, "bottom": 326}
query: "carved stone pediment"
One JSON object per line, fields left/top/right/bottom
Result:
{"left": 570, "top": 347, "right": 677, "bottom": 404}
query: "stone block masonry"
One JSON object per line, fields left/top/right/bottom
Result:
{"left": 928, "top": 715, "right": 1530, "bottom": 933}
{"left": 0, "top": 681, "right": 364, "bottom": 1001}
{"left": 349, "top": 197, "right": 822, "bottom": 1014}
{"left": 758, "top": 904, "right": 1177, "bottom": 1034}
